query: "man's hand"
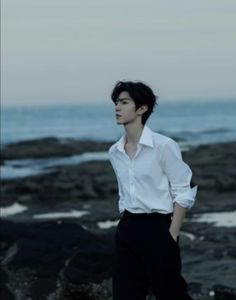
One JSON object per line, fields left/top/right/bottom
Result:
{"left": 169, "top": 229, "right": 179, "bottom": 242}
{"left": 169, "top": 203, "right": 187, "bottom": 242}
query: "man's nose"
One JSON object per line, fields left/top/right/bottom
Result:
{"left": 115, "top": 102, "right": 121, "bottom": 110}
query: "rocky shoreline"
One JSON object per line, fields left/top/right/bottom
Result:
{"left": 1, "top": 138, "right": 236, "bottom": 300}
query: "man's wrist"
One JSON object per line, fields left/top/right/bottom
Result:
{"left": 169, "top": 228, "right": 179, "bottom": 241}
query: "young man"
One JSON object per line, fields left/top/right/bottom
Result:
{"left": 108, "top": 81, "right": 197, "bottom": 300}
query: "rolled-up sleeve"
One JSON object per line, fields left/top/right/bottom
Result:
{"left": 161, "top": 139, "right": 197, "bottom": 209}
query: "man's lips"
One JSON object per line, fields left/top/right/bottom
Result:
{"left": 116, "top": 114, "right": 122, "bottom": 118}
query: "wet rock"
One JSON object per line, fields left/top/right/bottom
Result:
{"left": 1, "top": 161, "right": 117, "bottom": 207}
{"left": 52, "top": 278, "right": 113, "bottom": 300}
{"left": 183, "top": 142, "right": 236, "bottom": 192}
{"left": 0, "top": 220, "right": 115, "bottom": 300}
{"left": 1, "top": 140, "right": 236, "bottom": 299}
{"left": 1, "top": 137, "right": 112, "bottom": 160}
{"left": 0, "top": 269, "right": 15, "bottom": 300}
{"left": 214, "top": 284, "right": 236, "bottom": 300}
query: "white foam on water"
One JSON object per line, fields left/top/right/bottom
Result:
{"left": 1, "top": 165, "right": 47, "bottom": 179}
{"left": 209, "top": 290, "right": 215, "bottom": 297}
{"left": 181, "top": 231, "right": 196, "bottom": 241}
{"left": 97, "top": 219, "right": 119, "bottom": 229}
{"left": 33, "top": 210, "right": 90, "bottom": 219}
{"left": 193, "top": 211, "right": 236, "bottom": 227}
{"left": 96, "top": 221, "right": 197, "bottom": 240}
{"left": 1, "top": 202, "right": 28, "bottom": 217}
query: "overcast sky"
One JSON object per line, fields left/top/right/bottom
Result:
{"left": 2, "top": 0, "right": 236, "bottom": 106}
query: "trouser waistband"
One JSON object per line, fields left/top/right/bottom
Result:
{"left": 123, "top": 209, "right": 172, "bottom": 219}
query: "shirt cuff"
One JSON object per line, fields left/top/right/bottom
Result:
{"left": 173, "top": 185, "right": 198, "bottom": 209}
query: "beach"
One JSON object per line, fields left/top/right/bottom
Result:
{"left": 1, "top": 137, "right": 236, "bottom": 300}
{"left": 2, "top": 0, "right": 236, "bottom": 297}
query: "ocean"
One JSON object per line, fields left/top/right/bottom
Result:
{"left": 2, "top": 100, "right": 236, "bottom": 147}
{"left": 1, "top": 100, "right": 236, "bottom": 232}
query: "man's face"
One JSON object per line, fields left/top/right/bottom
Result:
{"left": 114, "top": 91, "right": 140, "bottom": 125}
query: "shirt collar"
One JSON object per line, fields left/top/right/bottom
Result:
{"left": 139, "top": 126, "right": 154, "bottom": 148}
{"left": 116, "top": 126, "right": 154, "bottom": 152}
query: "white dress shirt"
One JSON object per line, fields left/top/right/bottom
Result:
{"left": 108, "top": 126, "right": 197, "bottom": 214}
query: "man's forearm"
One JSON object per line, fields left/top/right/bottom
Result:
{"left": 169, "top": 203, "right": 187, "bottom": 241}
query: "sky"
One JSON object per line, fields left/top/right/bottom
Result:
{"left": 1, "top": 0, "right": 236, "bottom": 106}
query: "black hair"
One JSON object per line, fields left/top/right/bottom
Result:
{"left": 111, "top": 80, "right": 158, "bottom": 125}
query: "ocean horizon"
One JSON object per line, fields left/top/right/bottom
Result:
{"left": 1, "top": 99, "right": 236, "bottom": 147}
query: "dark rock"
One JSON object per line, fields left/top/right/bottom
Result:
{"left": 63, "top": 244, "right": 114, "bottom": 285}
{"left": 214, "top": 284, "right": 236, "bottom": 300}
{"left": 2, "top": 239, "right": 67, "bottom": 272}
{"left": 188, "top": 282, "right": 203, "bottom": 297}
{"left": 29, "top": 278, "right": 57, "bottom": 300}
{"left": 1, "top": 140, "right": 236, "bottom": 299}
{"left": 0, "top": 157, "right": 4, "bottom": 166}
{"left": 183, "top": 142, "right": 236, "bottom": 192}
{"left": 1, "top": 137, "right": 113, "bottom": 160}
{"left": 1, "top": 161, "right": 117, "bottom": 207}
{"left": 0, "top": 220, "right": 115, "bottom": 299}
{"left": 0, "top": 269, "right": 15, "bottom": 300}
{"left": 53, "top": 278, "right": 113, "bottom": 300}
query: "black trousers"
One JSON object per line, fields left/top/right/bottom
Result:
{"left": 112, "top": 210, "right": 193, "bottom": 300}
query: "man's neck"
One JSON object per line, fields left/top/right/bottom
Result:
{"left": 124, "top": 121, "right": 144, "bottom": 145}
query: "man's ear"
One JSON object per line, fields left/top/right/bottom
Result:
{"left": 137, "top": 105, "right": 148, "bottom": 115}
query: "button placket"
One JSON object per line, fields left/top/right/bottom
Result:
{"left": 129, "top": 160, "right": 135, "bottom": 203}
{"left": 130, "top": 147, "right": 139, "bottom": 202}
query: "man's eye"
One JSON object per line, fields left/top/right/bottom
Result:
{"left": 121, "top": 101, "right": 128, "bottom": 104}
